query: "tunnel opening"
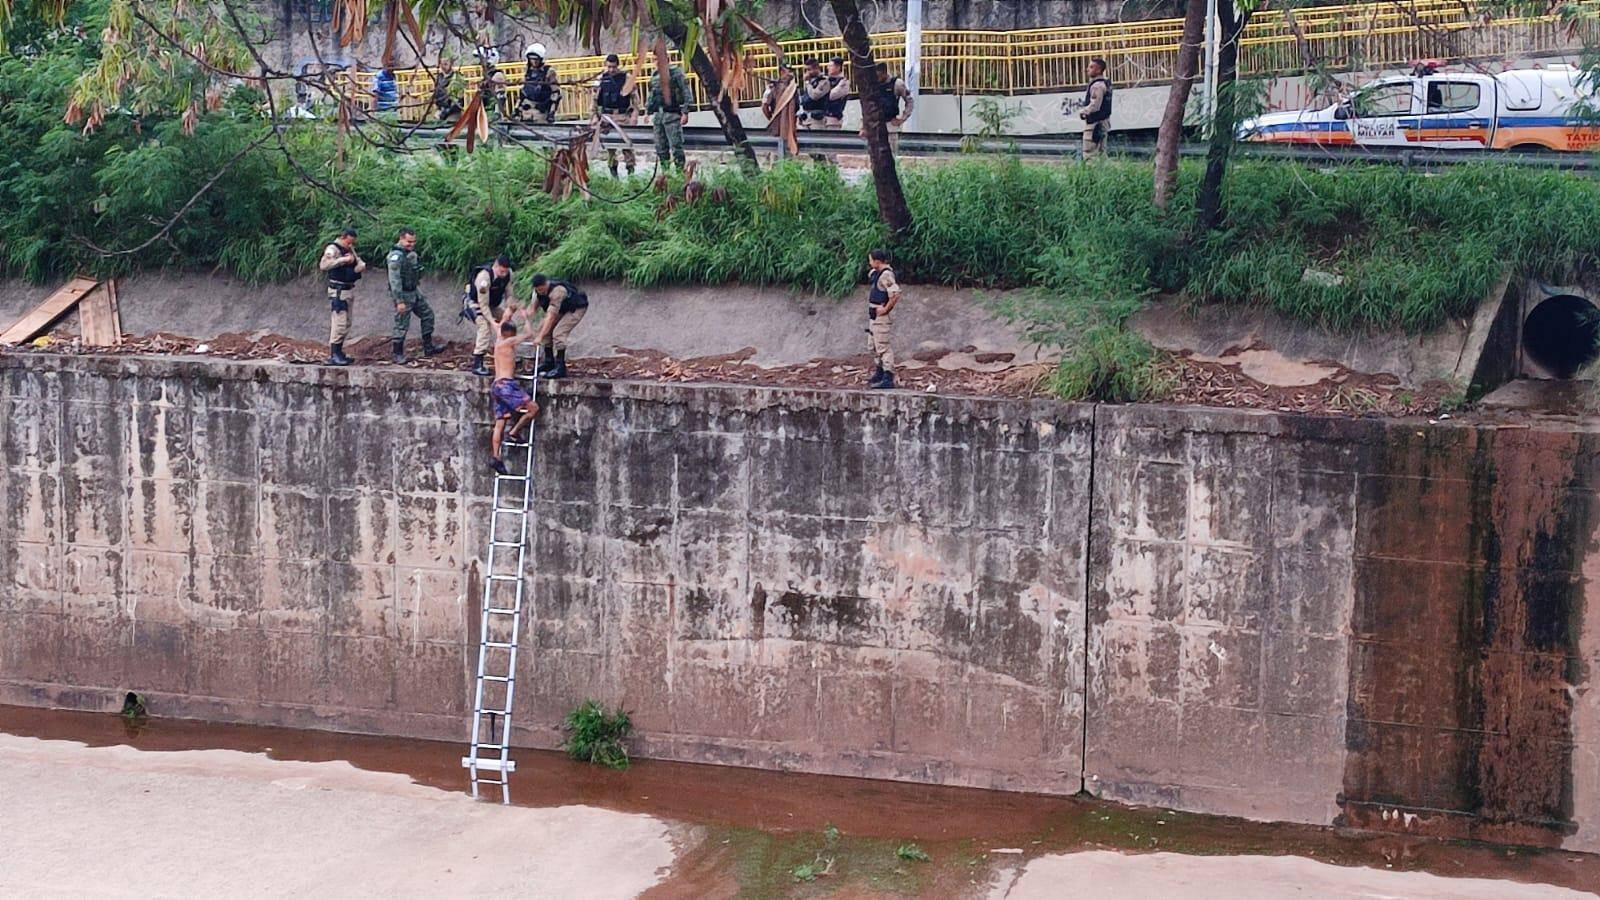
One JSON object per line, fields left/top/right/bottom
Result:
{"left": 1523, "top": 294, "right": 1600, "bottom": 378}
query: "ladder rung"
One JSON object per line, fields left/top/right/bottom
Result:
{"left": 483, "top": 640, "right": 516, "bottom": 648}
{"left": 462, "top": 755, "right": 516, "bottom": 771}
{"left": 496, "top": 473, "right": 529, "bottom": 481}
{"left": 480, "top": 673, "right": 513, "bottom": 681}
{"left": 485, "top": 607, "right": 519, "bottom": 615}
{"left": 487, "top": 574, "right": 521, "bottom": 582}
{"left": 477, "top": 707, "right": 510, "bottom": 716}
{"left": 490, "top": 540, "right": 523, "bottom": 548}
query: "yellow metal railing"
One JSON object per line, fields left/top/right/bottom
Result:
{"left": 338, "top": 0, "right": 1592, "bottom": 124}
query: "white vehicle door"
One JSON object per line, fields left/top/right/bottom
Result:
{"left": 1341, "top": 77, "right": 1419, "bottom": 146}
{"left": 1416, "top": 76, "right": 1493, "bottom": 148}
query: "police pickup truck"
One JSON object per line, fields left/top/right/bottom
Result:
{"left": 1238, "top": 64, "right": 1600, "bottom": 152}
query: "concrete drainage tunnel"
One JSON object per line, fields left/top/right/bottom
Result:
{"left": 1523, "top": 293, "right": 1600, "bottom": 378}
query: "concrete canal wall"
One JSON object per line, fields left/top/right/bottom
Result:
{"left": 1, "top": 353, "right": 1596, "bottom": 851}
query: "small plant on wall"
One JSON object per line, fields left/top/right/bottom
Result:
{"left": 562, "top": 700, "right": 633, "bottom": 770}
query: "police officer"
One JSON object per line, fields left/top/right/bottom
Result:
{"left": 476, "top": 45, "right": 507, "bottom": 121}
{"left": 762, "top": 63, "right": 797, "bottom": 122}
{"left": 530, "top": 273, "right": 588, "bottom": 379}
{"left": 432, "top": 58, "right": 463, "bottom": 121}
{"left": 387, "top": 227, "right": 444, "bottom": 364}
{"left": 1077, "top": 57, "right": 1113, "bottom": 160}
{"left": 519, "top": 44, "right": 561, "bottom": 123}
{"left": 798, "top": 57, "right": 829, "bottom": 129}
{"left": 594, "top": 53, "right": 637, "bottom": 177}
{"left": 464, "top": 255, "right": 516, "bottom": 376}
{"left": 823, "top": 56, "right": 850, "bottom": 129}
{"left": 863, "top": 63, "right": 915, "bottom": 152}
{"left": 318, "top": 228, "right": 366, "bottom": 366}
{"left": 865, "top": 248, "right": 901, "bottom": 389}
{"left": 647, "top": 63, "right": 691, "bottom": 170}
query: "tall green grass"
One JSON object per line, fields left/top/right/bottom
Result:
{"left": 7, "top": 30, "right": 1600, "bottom": 401}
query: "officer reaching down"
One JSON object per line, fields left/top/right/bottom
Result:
{"left": 530, "top": 274, "right": 588, "bottom": 379}
{"left": 319, "top": 228, "right": 366, "bottom": 367}
{"left": 463, "top": 255, "right": 516, "bottom": 377}
{"left": 387, "top": 227, "right": 444, "bottom": 364}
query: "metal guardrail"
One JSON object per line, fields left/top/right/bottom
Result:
{"left": 336, "top": 0, "right": 1594, "bottom": 125}
{"left": 394, "top": 121, "right": 1600, "bottom": 170}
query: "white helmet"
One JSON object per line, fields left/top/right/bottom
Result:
{"left": 525, "top": 43, "right": 547, "bottom": 61}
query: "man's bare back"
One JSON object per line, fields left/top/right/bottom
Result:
{"left": 493, "top": 329, "right": 519, "bottom": 380}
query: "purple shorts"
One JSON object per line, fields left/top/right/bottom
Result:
{"left": 491, "top": 378, "right": 531, "bottom": 419}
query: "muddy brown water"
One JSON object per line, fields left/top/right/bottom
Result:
{"left": 3, "top": 705, "right": 1597, "bottom": 897}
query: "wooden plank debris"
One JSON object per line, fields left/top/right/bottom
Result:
{"left": 0, "top": 276, "right": 102, "bottom": 345}
{"left": 78, "top": 280, "right": 123, "bottom": 347}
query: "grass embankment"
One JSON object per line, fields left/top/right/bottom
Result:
{"left": 6, "top": 32, "right": 1600, "bottom": 400}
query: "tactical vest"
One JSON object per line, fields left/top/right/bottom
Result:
{"left": 825, "top": 75, "right": 849, "bottom": 118}
{"left": 474, "top": 263, "right": 512, "bottom": 306}
{"left": 1084, "top": 78, "right": 1114, "bottom": 124}
{"left": 801, "top": 75, "right": 829, "bottom": 113}
{"left": 522, "top": 67, "right": 555, "bottom": 107}
{"left": 390, "top": 245, "right": 421, "bottom": 292}
{"left": 538, "top": 279, "right": 589, "bottom": 315}
{"left": 878, "top": 77, "right": 902, "bottom": 120}
{"left": 868, "top": 267, "right": 893, "bottom": 306}
{"left": 325, "top": 242, "right": 361, "bottom": 289}
{"left": 596, "top": 71, "right": 629, "bottom": 111}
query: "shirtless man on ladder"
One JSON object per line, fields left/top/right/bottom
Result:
{"left": 488, "top": 306, "right": 539, "bottom": 475}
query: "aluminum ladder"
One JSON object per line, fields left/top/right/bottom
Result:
{"left": 461, "top": 349, "right": 542, "bottom": 801}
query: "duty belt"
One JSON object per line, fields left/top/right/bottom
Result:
{"left": 328, "top": 281, "right": 356, "bottom": 291}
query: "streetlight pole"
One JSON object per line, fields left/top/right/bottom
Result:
{"left": 905, "top": 0, "right": 923, "bottom": 132}
{"left": 1202, "top": 0, "right": 1219, "bottom": 133}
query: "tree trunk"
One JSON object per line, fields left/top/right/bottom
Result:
{"left": 1152, "top": 0, "right": 1206, "bottom": 212}
{"left": 828, "top": 0, "right": 913, "bottom": 235}
{"left": 1196, "top": 2, "right": 1246, "bottom": 231}
{"left": 659, "top": 18, "right": 760, "bottom": 173}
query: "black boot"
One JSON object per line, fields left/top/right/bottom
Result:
{"left": 328, "top": 343, "right": 352, "bottom": 366}
{"left": 392, "top": 339, "right": 407, "bottom": 365}
{"left": 870, "top": 367, "right": 895, "bottom": 390}
{"left": 421, "top": 335, "right": 445, "bottom": 357}
{"left": 548, "top": 348, "right": 568, "bottom": 379}
{"left": 536, "top": 345, "right": 558, "bottom": 375}
{"left": 471, "top": 354, "right": 490, "bottom": 377}
{"left": 867, "top": 365, "right": 885, "bottom": 388}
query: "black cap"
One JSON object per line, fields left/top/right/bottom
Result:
{"left": 605, "top": 53, "right": 620, "bottom": 64}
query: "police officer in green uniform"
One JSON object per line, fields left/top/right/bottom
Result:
{"left": 387, "top": 228, "right": 444, "bottom": 364}
{"left": 647, "top": 64, "right": 691, "bottom": 170}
